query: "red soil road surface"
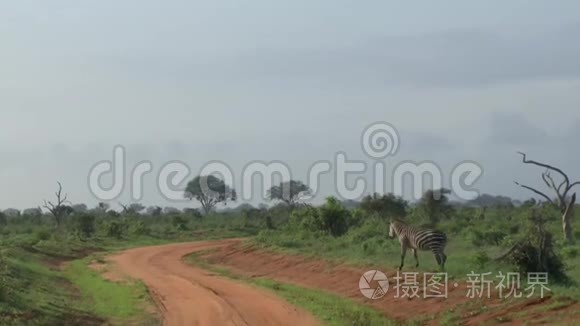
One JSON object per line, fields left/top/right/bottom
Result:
{"left": 108, "top": 239, "right": 320, "bottom": 326}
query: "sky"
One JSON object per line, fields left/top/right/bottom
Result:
{"left": 2, "top": 1, "right": 580, "bottom": 210}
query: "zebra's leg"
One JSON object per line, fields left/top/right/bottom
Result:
{"left": 433, "top": 251, "right": 446, "bottom": 271}
{"left": 399, "top": 245, "right": 407, "bottom": 271}
{"left": 434, "top": 251, "right": 442, "bottom": 267}
{"left": 413, "top": 248, "right": 419, "bottom": 268}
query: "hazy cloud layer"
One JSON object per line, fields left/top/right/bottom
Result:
{"left": 1, "top": 1, "right": 580, "bottom": 209}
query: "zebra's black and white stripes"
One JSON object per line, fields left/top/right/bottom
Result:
{"left": 388, "top": 219, "right": 448, "bottom": 270}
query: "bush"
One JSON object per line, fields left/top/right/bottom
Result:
{"left": 471, "top": 250, "right": 491, "bottom": 269}
{"left": 286, "top": 198, "right": 350, "bottom": 237}
{"left": 316, "top": 197, "right": 350, "bottom": 237}
{"left": 503, "top": 218, "right": 569, "bottom": 284}
{"left": 562, "top": 247, "right": 579, "bottom": 259}
{"left": 172, "top": 216, "right": 189, "bottom": 231}
{"left": 34, "top": 229, "right": 52, "bottom": 242}
{"left": 346, "top": 209, "right": 367, "bottom": 229}
{"left": 105, "top": 220, "right": 129, "bottom": 239}
{"left": 509, "top": 225, "right": 520, "bottom": 235}
{"left": 130, "top": 221, "right": 151, "bottom": 236}
{"left": 346, "top": 218, "right": 387, "bottom": 244}
{"left": 359, "top": 193, "right": 407, "bottom": 218}
{"left": 470, "top": 229, "right": 507, "bottom": 246}
{"left": 72, "top": 214, "right": 96, "bottom": 239}
{"left": 0, "top": 212, "right": 6, "bottom": 227}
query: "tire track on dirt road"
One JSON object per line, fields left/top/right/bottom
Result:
{"left": 108, "top": 239, "right": 320, "bottom": 326}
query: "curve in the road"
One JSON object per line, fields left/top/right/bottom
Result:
{"left": 109, "top": 239, "right": 320, "bottom": 326}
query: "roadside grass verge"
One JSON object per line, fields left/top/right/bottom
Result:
{"left": 64, "top": 256, "right": 159, "bottom": 325}
{"left": 0, "top": 247, "right": 105, "bottom": 325}
{"left": 185, "top": 250, "right": 398, "bottom": 326}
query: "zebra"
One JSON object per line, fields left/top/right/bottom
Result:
{"left": 388, "top": 219, "right": 448, "bottom": 271}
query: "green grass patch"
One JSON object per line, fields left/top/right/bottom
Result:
{"left": 65, "top": 256, "right": 158, "bottom": 324}
{"left": 0, "top": 247, "right": 105, "bottom": 325}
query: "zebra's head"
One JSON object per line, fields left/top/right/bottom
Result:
{"left": 389, "top": 218, "right": 406, "bottom": 238}
{"left": 388, "top": 221, "right": 396, "bottom": 238}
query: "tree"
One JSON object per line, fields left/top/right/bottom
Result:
{"left": 43, "top": 182, "right": 72, "bottom": 229}
{"left": 183, "top": 208, "right": 202, "bottom": 219}
{"left": 146, "top": 206, "right": 163, "bottom": 216}
{"left": 97, "top": 202, "right": 110, "bottom": 214}
{"left": 107, "top": 210, "right": 121, "bottom": 218}
{"left": 119, "top": 203, "right": 145, "bottom": 215}
{"left": 72, "top": 203, "right": 88, "bottom": 213}
{"left": 417, "top": 188, "right": 453, "bottom": 225}
{"left": 467, "top": 194, "right": 514, "bottom": 208}
{"left": 2, "top": 208, "right": 20, "bottom": 218}
{"left": 184, "top": 175, "right": 236, "bottom": 215}
{"left": 514, "top": 152, "right": 580, "bottom": 243}
{"left": 163, "top": 206, "right": 181, "bottom": 215}
{"left": 22, "top": 207, "right": 42, "bottom": 224}
{"left": 22, "top": 208, "right": 42, "bottom": 218}
{"left": 360, "top": 193, "right": 408, "bottom": 218}
{"left": 73, "top": 214, "right": 96, "bottom": 240}
{"left": 268, "top": 180, "right": 311, "bottom": 209}
{"left": 522, "top": 198, "right": 538, "bottom": 208}
{"left": 304, "top": 197, "right": 350, "bottom": 237}
{"left": 0, "top": 212, "right": 6, "bottom": 226}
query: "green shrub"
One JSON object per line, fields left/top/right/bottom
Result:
{"left": 130, "top": 221, "right": 151, "bottom": 236}
{"left": 316, "top": 197, "right": 350, "bottom": 237}
{"left": 562, "top": 246, "right": 579, "bottom": 259}
{"left": 105, "top": 220, "right": 129, "bottom": 239}
{"left": 504, "top": 220, "right": 569, "bottom": 284}
{"left": 471, "top": 250, "right": 490, "bottom": 269}
{"left": 172, "top": 216, "right": 189, "bottom": 231}
{"left": 509, "top": 225, "right": 520, "bottom": 234}
{"left": 72, "top": 214, "right": 96, "bottom": 239}
{"left": 470, "top": 229, "right": 507, "bottom": 246}
{"left": 286, "top": 198, "right": 350, "bottom": 237}
{"left": 346, "top": 218, "right": 387, "bottom": 244}
{"left": 34, "top": 229, "right": 52, "bottom": 242}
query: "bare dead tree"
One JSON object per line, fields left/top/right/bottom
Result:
{"left": 514, "top": 152, "right": 579, "bottom": 242}
{"left": 119, "top": 203, "right": 130, "bottom": 215}
{"left": 43, "top": 182, "right": 72, "bottom": 229}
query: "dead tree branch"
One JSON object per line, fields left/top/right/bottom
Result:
{"left": 515, "top": 152, "right": 579, "bottom": 243}
{"left": 515, "top": 152, "right": 579, "bottom": 211}
{"left": 42, "top": 182, "right": 71, "bottom": 228}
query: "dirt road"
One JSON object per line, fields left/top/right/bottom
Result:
{"left": 108, "top": 239, "right": 320, "bottom": 326}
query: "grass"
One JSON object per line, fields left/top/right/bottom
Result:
{"left": 0, "top": 247, "right": 104, "bottom": 325}
{"left": 439, "top": 310, "right": 461, "bottom": 326}
{"left": 185, "top": 250, "right": 398, "bottom": 326}
{"left": 0, "top": 225, "right": 254, "bottom": 325}
{"left": 64, "top": 256, "right": 158, "bottom": 324}
{"left": 253, "top": 218, "right": 580, "bottom": 299}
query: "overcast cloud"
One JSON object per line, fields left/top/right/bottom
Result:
{"left": 1, "top": 1, "right": 580, "bottom": 209}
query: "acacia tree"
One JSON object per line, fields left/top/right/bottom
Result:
{"left": 146, "top": 206, "right": 163, "bottom": 216}
{"left": 417, "top": 188, "right": 453, "bottom": 225}
{"left": 43, "top": 182, "right": 72, "bottom": 229}
{"left": 360, "top": 193, "right": 408, "bottom": 218}
{"left": 184, "top": 175, "right": 236, "bottom": 215}
{"left": 119, "top": 203, "right": 145, "bottom": 215}
{"left": 95, "top": 202, "right": 110, "bottom": 215}
{"left": 514, "top": 152, "right": 579, "bottom": 243}
{"left": 267, "top": 180, "right": 311, "bottom": 210}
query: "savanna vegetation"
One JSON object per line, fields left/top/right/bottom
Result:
{"left": 1, "top": 153, "right": 579, "bottom": 325}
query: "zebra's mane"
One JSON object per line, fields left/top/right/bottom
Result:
{"left": 390, "top": 217, "right": 408, "bottom": 225}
